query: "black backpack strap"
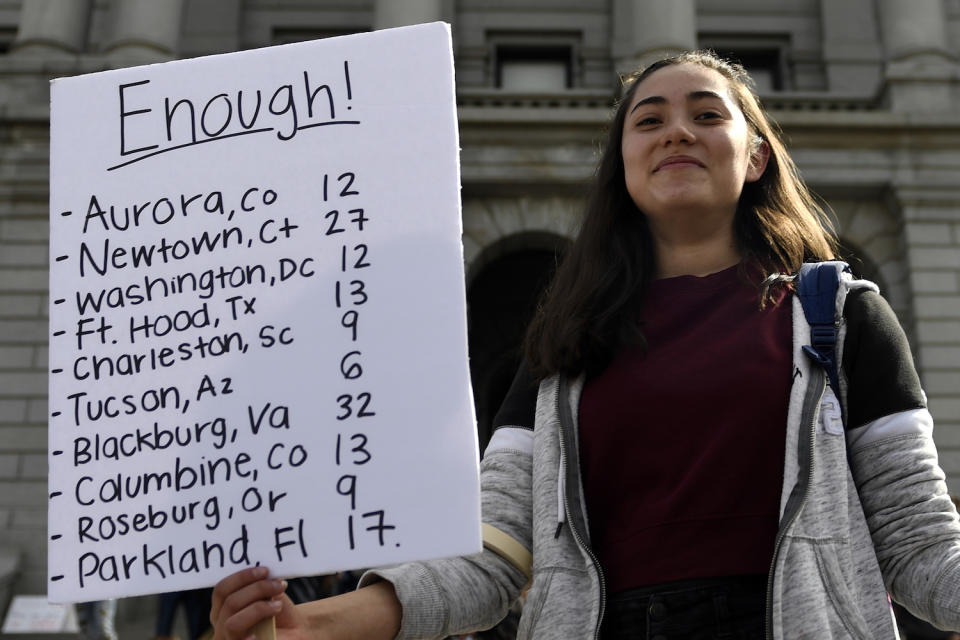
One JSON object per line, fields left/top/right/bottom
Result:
{"left": 797, "top": 261, "right": 850, "bottom": 423}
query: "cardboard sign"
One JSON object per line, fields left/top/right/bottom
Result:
{"left": 48, "top": 22, "right": 480, "bottom": 603}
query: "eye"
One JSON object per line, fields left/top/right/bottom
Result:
{"left": 695, "top": 111, "right": 723, "bottom": 121}
{"left": 635, "top": 115, "right": 661, "bottom": 127}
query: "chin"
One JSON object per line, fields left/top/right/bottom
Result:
{"left": 645, "top": 194, "right": 710, "bottom": 214}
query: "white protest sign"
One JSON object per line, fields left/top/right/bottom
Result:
{"left": 48, "top": 22, "right": 480, "bottom": 603}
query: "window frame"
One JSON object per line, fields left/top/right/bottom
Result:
{"left": 698, "top": 35, "right": 792, "bottom": 92}
{"left": 486, "top": 31, "right": 582, "bottom": 91}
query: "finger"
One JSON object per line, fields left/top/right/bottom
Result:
{"left": 220, "top": 597, "right": 284, "bottom": 640}
{"left": 212, "top": 567, "right": 276, "bottom": 623}
{"left": 270, "top": 592, "right": 301, "bottom": 628}
{"left": 213, "top": 567, "right": 269, "bottom": 613}
{"left": 219, "top": 578, "right": 286, "bottom": 626}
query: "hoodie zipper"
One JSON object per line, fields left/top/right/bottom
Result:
{"left": 555, "top": 376, "right": 607, "bottom": 640}
{"left": 765, "top": 367, "right": 826, "bottom": 640}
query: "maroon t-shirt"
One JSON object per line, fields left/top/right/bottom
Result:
{"left": 578, "top": 264, "right": 792, "bottom": 593}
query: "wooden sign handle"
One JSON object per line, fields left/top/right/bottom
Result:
{"left": 252, "top": 616, "right": 276, "bottom": 640}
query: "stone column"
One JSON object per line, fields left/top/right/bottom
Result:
{"left": 373, "top": 0, "right": 445, "bottom": 30}
{"left": 102, "top": 0, "right": 185, "bottom": 62}
{"left": 612, "top": 0, "right": 697, "bottom": 79}
{"left": 876, "top": 0, "right": 954, "bottom": 111}
{"left": 819, "top": 0, "right": 882, "bottom": 95}
{"left": 890, "top": 185, "right": 960, "bottom": 492}
{"left": 9, "top": 0, "right": 93, "bottom": 56}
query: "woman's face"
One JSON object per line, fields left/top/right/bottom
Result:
{"left": 620, "top": 63, "right": 766, "bottom": 229}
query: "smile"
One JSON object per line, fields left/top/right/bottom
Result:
{"left": 654, "top": 155, "right": 705, "bottom": 171}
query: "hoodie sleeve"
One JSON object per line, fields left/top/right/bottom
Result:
{"left": 844, "top": 290, "right": 960, "bottom": 630}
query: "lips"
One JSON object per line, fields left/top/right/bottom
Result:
{"left": 654, "top": 155, "right": 705, "bottom": 171}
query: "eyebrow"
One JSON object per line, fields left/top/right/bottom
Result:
{"left": 629, "top": 90, "right": 726, "bottom": 115}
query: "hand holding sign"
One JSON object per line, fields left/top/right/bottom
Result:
{"left": 210, "top": 567, "right": 402, "bottom": 640}
{"left": 48, "top": 22, "right": 479, "bottom": 603}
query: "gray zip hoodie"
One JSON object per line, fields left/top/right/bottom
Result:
{"left": 363, "top": 272, "right": 960, "bottom": 639}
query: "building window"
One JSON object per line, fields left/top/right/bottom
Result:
{"left": 720, "top": 49, "right": 784, "bottom": 92}
{"left": 0, "top": 27, "right": 16, "bottom": 53}
{"left": 497, "top": 46, "right": 572, "bottom": 91}
{"left": 699, "top": 36, "right": 790, "bottom": 92}
{"left": 488, "top": 32, "right": 580, "bottom": 92}
{"left": 272, "top": 27, "right": 366, "bottom": 45}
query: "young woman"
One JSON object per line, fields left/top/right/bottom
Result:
{"left": 211, "top": 51, "right": 960, "bottom": 639}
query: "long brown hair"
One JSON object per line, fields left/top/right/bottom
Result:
{"left": 524, "top": 50, "right": 837, "bottom": 379}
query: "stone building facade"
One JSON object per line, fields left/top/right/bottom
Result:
{"left": 0, "top": 0, "right": 958, "bottom": 611}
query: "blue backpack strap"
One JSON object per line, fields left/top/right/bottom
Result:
{"left": 797, "top": 261, "right": 850, "bottom": 417}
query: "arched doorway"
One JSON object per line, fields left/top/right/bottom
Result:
{"left": 467, "top": 236, "right": 567, "bottom": 454}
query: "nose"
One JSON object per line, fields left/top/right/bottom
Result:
{"left": 662, "top": 117, "right": 695, "bottom": 145}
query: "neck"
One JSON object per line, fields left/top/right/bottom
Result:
{"left": 651, "top": 222, "right": 741, "bottom": 279}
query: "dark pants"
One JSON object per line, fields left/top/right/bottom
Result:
{"left": 600, "top": 575, "right": 766, "bottom": 640}
{"left": 154, "top": 589, "right": 213, "bottom": 640}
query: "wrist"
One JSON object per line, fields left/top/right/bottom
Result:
{"left": 297, "top": 581, "right": 401, "bottom": 640}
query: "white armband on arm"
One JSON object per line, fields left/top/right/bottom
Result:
{"left": 482, "top": 523, "right": 532, "bottom": 587}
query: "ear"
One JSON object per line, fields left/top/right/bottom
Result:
{"left": 745, "top": 140, "right": 770, "bottom": 183}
